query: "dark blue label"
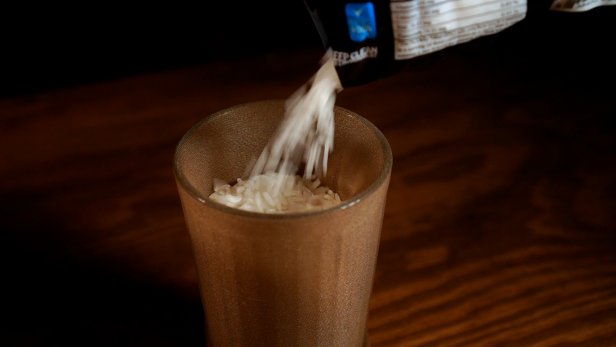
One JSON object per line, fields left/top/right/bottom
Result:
{"left": 345, "top": 2, "right": 377, "bottom": 43}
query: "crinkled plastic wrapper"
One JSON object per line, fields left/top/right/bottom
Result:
{"left": 550, "top": 0, "right": 616, "bottom": 12}
{"left": 305, "top": 0, "right": 528, "bottom": 86}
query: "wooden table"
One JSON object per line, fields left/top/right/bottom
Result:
{"left": 2, "top": 22, "right": 615, "bottom": 346}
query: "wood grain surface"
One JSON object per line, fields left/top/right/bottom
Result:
{"left": 1, "top": 19, "right": 615, "bottom": 346}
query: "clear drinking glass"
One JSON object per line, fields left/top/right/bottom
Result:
{"left": 173, "top": 100, "right": 392, "bottom": 346}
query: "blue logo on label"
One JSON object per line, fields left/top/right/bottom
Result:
{"left": 345, "top": 2, "right": 377, "bottom": 43}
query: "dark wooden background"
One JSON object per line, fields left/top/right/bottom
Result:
{"left": 1, "top": 3, "right": 615, "bottom": 346}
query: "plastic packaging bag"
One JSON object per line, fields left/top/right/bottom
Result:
{"left": 305, "top": 0, "right": 527, "bottom": 86}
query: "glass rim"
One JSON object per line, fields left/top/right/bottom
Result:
{"left": 173, "top": 99, "right": 393, "bottom": 220}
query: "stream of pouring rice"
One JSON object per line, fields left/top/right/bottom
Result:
{"left": 209, "top": 53, "right": 344, "bottom": 213}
